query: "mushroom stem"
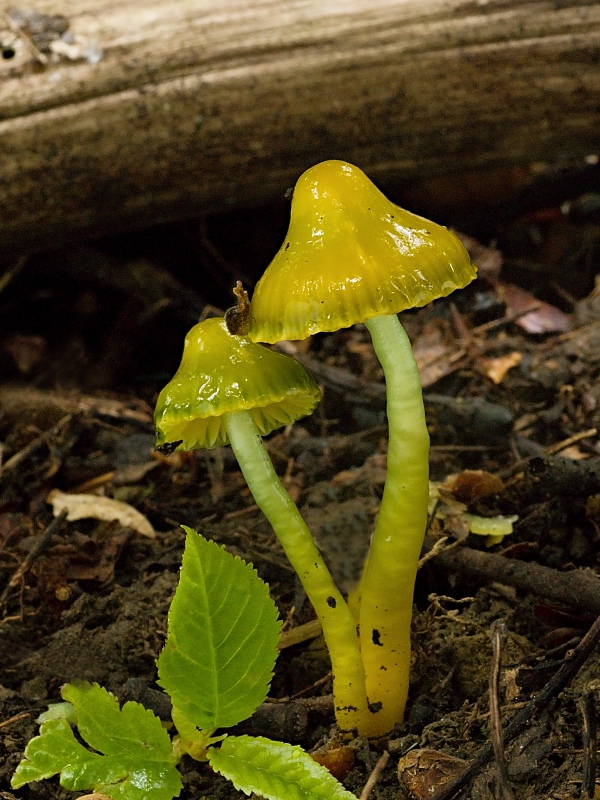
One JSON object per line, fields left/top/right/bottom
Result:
{"left": 359, "top": 313, "right": 430, "bottom": 738}
{"left": 223, "top": 409, "right": 370, "bottom": 734}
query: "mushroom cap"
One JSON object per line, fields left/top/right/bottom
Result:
{"left": 154, "top": 317, "right": 321, "bottom": 450}
{"left": 248, "top": 160, "right": 478, "bottom": 343}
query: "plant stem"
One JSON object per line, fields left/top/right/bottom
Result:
{"left": 224, "top": 409, "right": 369, "bottom": 734}
{"left": 359, "top": 314, "right": 429, "bottom": 737}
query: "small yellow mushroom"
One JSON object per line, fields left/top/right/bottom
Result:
{"left": 155, "top": 317, "right": 370, "bottom": 734}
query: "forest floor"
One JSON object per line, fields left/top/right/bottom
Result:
{"left": 1, "top": 160, "right": 600, "bottom": 800}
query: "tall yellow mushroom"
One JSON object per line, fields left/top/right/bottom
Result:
{"left": 248, "top": 161, "right": 477, "bottom": 737}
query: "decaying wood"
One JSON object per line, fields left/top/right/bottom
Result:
{"left": 1, "top": 0, "right": 599, "bottom": 256}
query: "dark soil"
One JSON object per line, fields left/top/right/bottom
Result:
{"left": 1, "top": 160, "right": 600, "bottom": 800}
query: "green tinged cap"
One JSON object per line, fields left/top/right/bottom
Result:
{"left": 248, "top": 160, "right": 478, "bottom": 343}
{"left": 154, "top": 318, "right": 321, "bottom": 450}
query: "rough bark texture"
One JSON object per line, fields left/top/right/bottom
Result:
{"left": 1, "top": 0, "right": 599, "bottom": 256}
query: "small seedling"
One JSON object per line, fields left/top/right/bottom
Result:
{"left": 13, "top": 528, "right": 358, "bottom": 800}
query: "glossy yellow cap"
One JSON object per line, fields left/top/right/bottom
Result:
{"left": 154, "top": 318, "right": 321, "bottom": 450}
{"left": 248, "top": 160, "right": 477, "bottom": 343}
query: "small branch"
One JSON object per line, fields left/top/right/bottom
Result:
{"left": 0, "top": 413, "right": 73, "bottom": 478}
{"left": 278, "top": 618, "right": 323, "bottom": 649}
{"left": 0, "top": 510, "right": 68, "bottom": 606}
{"left": 266, "top": 671, "right": 331, "bottom": 702}
{"left": 428, "top": 542, "right": 600, "bottom": 617}
{"left": 359, "top": 750, "right": 390, "bottom": 800}
{"left": 0, "top": 254, "right": 27, "bottom": 294}
{"left": 489, "top": 620, "right": 515, "bottom": 800}
{"left": 433, "top": 612, "right": 600, "bottom": 800}
{"left": 0, "top": 711, "right": 30, "bottom": 729}
{"left": 470, "top": 305, "right": 542, "bottom": 334}
{"left": 580, "top": 689, "right": 597, "bottom": 799}
{"left": 545, "top": 428, "right": 597, "bottom": 456}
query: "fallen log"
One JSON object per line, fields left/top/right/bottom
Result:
{"left": 1, "top": 0, "right": 599, "bottom": 257}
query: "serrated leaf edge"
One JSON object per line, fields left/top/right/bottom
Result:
{"left": 12, "top": 684, "right": 182, "bottom": 800}
{"left": 207, "top": 735, "right": 358, "bottom": 800}
{"left": 158, "top": 528, "right": 280, "bottom": 730}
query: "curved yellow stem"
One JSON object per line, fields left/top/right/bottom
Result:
{"left": 359, "top": 314, "right": 429, "bottom": 737}
{"left": 224, "top": 410, "right": 369, "bottom": 734}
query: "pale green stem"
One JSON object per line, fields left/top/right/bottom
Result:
{"left": 359, "top": 314, "right": 430, "bottom": 738}
{"left": 224, "top": 409, "right": 369, "bottom": 734}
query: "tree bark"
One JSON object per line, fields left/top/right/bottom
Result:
{"left": 1, "top": 0, "right": 599, "bottom": 257}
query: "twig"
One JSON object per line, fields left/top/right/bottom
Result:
{"left": 471, "top": 305, "right": 542, "bottom": 335}
{"left": 498, "top": 430, "right": 598, "bottom": 480}
{"left": 224, "top": 503, "right": 260, "bottom": 520}
{"left": 579, "top": 689, "right": 597, "bottom": 799}
{"left": 489, "top": 620, "right": 515, "bottom": 800}
{"left": 544, "top": 428, "right": 597, "bottom": 456}
{"left": 291, "top": 350, "right": 385, "bottom": 403}
{"left": 0, "top": 510, "right": 68, "bottom": 606}
{"left": 0, "top": 254, "right": 27, "bottom": 294}
{"left": 418, "top": 536, "right": 450, "bottom": 569}
{"left": 558, "top": 321, "right": 600, "bottom": 343}
{"left": 430, "top": 444, "right": 503, "bottom": 452}
{"left": 429, "top": 542, "right": 600, "bottom": 616}
{"left": 278, "top": 618, "right": 323, "bottom": 649}
{"left": 0, "top": 711, "right": 30, "bottom": 729}
{"left": 432, "top": 612, "right": 600, "bottom": 800}
{"left": 266, "top": 671, "right": 332, "bottom": 703}
{"left": 0, "top": 414, "right": 72, "bottom": 478}
{"left": 359, "top": 750, "right": 390, "bottom": 800}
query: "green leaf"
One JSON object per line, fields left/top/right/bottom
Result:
{"left": 207, "top": 735, "right": 358, "bottom": 800}
{"left": 11, "top": 718, "right": 103, "bottom": 789}
{"left": 157, "top": 527, "right": 281, "bottom": 730}
{"left": 12, "top": 681, "right": 182, "bottom": 800}
{"left": 36, "top": 700, "right": 77, "bottom": 724}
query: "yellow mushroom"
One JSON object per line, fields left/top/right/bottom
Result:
{"left": 248, "top": 161, "right": 477, "bottom": 737}
{"left": 248, "top": 160, "right": 475, "bottom": 343}
{"left": 155, "top": 317, "right": 370, "bottom": 733}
